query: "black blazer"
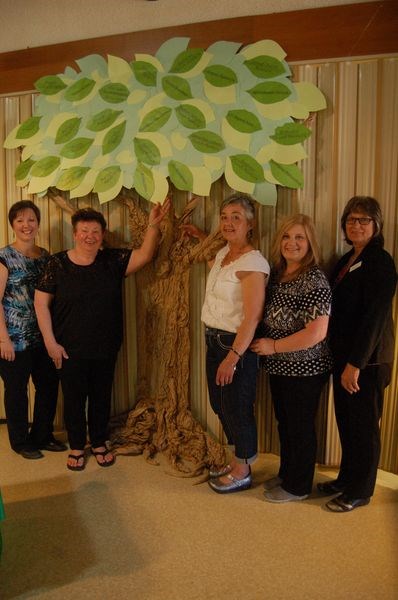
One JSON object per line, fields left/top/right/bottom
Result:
{"left": 329, "top": 238, "right": 397, "bottom": 369}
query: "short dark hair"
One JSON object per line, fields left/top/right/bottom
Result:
{"left": 71, "top": 207, "right": 107, "bottom": 232}
{"left": 8, "top": 200, "right": 41, "bottom": 226}
{"left": 341, "top": 196, "right": 384, "bottom": 246}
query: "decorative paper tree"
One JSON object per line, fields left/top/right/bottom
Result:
{"left": 4, "top": 38, "right": 326, "bottom": 475}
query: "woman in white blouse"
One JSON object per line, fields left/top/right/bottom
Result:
{"left": 183, "top": 193, "right": 269, "bottom": 493}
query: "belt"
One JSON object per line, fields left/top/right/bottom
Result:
{"left": 205, "top": 326, "right": 234, "bottom": 335}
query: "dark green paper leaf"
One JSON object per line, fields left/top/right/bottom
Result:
{"left": 203, "top": 65, "right": 238, "bottom": 87}
{"left": 270, "top": 122, "right": 311, "bottom": 145}
{"left": 93, "top": 166, "right": 121, "bottom": 193}
{"left": 244, "top": 55, "right": 286, "bottom": 79}
{"left": 226, "top": 110, "right": 262, "bottom": 133}
{"left": 168, "top": 160, "right": 193, "bottom": 191}
{"left": 30, "top": 156, "right": 60, "bottom": 177}
{"left": 64, "top": 78, "right": 96, "bottom": 102}
{"left": 230, "top": 154, "right": 264, "bottom": 183}
{"left": 102, "top": 121, "right": 126, "bottom": 155}
{"left": 170, "top": 48, "right": 204, "bottom": 73}
{"left": 86, "top": 109, "right": 123, "bottom": 132}
{"left": 189, "top": 130, "right": 225, "bottom": 153}
{"left": 162, "top": 76, "right": 193, "bottom": 100}
{"left": 247, "top": 81, "right": 291, "bottom": 104}
{"left": 55, "top": 117, "right": 82, "bottom": 144}
{"left": 99, "top": 83, "right": 129, "bottom": 104}
{"left": 139, "top": 107, "right": 172, "bottom": 132}
{"left": 270, "top": 160, "right": 304, "bottom": 188}
{"left": 134, "top": 138, "right": 161, "bottom": 165}
{"left": 131, "top": 61, "right": 158, "bottom": 87}
{"left": 175, "top": 104, "right": 206, "bottom": 129}
{"left": 16, "top": 117, "right": 42, "bottom": 140}
{"left": 60, "top": 137, "right": 94, "bottom": 159}
{"left": 15, "top": 159, "right": 35, "bottom": 181}
{"left": 35, "top": 75, "right": 67, "bottom": 95}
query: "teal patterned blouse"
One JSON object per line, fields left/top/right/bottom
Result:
{"left": 0, "top": 245, "right": 49, "bottom": 351}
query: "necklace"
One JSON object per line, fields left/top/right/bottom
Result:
{"left": 221, "top": 245, "right": 253, "bottom": 267}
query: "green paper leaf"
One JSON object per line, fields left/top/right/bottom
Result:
{"left": 102, "top": 121, "right": 126, "bottom": 155}
{"left": 244, "top": 55, "right": 286, "bottom": 79}
{"left": 270, "top": 122, "right": 311, "bottom": 145}
{"left": 30, "top": 156, "right": 60, "bottom": 177}
{"left": 189, "top": 130, "right": 225, "bottom": 154}
{"left": 230, "top": 154, "right": 265, "bottom": 183}
{"left": 16, "top": 117, "right": 42, "bottom": 140}
{"left": 226, "top": 110, "right": 262, "bottom": 133}
{"left": 56, "top": 166, "right": 90, "bottom": 190}
{"left": 55, "top": 117, "right": 82, "bottom": 144}
{"left": 86, "top": 109, "right": 123, "bottom": 132}
{"left": 203, "top": 65, "right": 238, "bottom": 87}
{"left": 134, "top": 163, "right": 154, "bottom": 200}
{"left": 133, "top": 138, "right": 161, "bottom": 165}
{"left": 35, "top": 75, "right": 67, "bottom": 95}
{"left": 168, "top": 160, "right": 193, "bottom": 191}
{"left": 60, "top": 137, "right": 94, "bottom": 159}
{"left": 175, "top": 104, "right": 206, "bottom": 129}
{"left": 170, "top": 48, "right": 204, "bottom": 73}
{"left": 270, "top": 159, "right": 304, "bottom": 188}
{"left": 99, "top": 83, "right": 129, "bottom": 104}
{"left": 64, "top": 78, "right": 96, "bottom": 102}
{"left": 139, "top": 107, "right": 172, "bottom": 132}
{"left": 15, "top": 158, "right": 35, "bottom": 181}
{"left": 247, "top": 81, "right": 291, "bottom": 104}
{"left": 162, "top": 75, "right": 193, "bottom": 100}
{"left": 131, "top": 61, "right": 158, "bottom": 87}
{"left": 93, "top": 166, "right": 121, "bottom": 193}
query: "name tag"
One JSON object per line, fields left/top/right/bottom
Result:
{"left": 349, "top": 261, "right": 362, "bottom": 272}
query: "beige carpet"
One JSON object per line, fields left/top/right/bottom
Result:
{"left": 0, "top": 424, "right": 397, "bottom": 600}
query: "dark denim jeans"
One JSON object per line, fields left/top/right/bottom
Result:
{"left": 205, "top": 328, "right": 258, "bottom": 463}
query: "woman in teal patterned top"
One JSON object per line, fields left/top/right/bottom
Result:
{"left": 0, "top": 200, "right": 66, "bottom": 459}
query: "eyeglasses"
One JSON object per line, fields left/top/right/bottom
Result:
{"left": 346, "top": 217, "right": 373, "bottom": 226}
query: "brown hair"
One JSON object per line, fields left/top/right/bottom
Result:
{"left": 71, "top": 207, "right": 107, "bottom": 232}
{"left": 271, "top": 213, "right": 321, "bottom": 280}
{"left": 341, "top": 196, "right": 384, "bottom": 246}
{"left": 8, "top": 200, "right": 40, "bottom": 226}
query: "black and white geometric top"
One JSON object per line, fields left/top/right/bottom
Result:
{"left": 262, "top": 265, "right": 333, "bottom": 376}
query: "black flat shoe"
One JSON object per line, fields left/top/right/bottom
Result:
{"left": 40, "top": 440, "right": 68, "bottom": 452}
{"left": 317, "top": 480, "right": 345, "bottom": 495}
{"left": 326, "top": 494, "right": 370, "bottom": 512}
{"left": 19, "top": 448, "right": 44, "bottom": 460}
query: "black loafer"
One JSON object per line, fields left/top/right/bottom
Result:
{"left": 326, "top": 494, "right": 370, "bottom": 512}
{"left": 40, "top": 440, "right": 68, "bottom": 452}
{"left": 19, "top": 448, "right": 44, "bottom": 460}
{"left": 317, "top": 480, "right": 345, "bottom": 495}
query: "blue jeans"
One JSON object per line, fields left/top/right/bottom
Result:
{"left": 205, "top": 328, "right": 258, "bottom": 463}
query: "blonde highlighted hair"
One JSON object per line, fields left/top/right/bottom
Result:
{"left": 271, "top": 214, "right": 322, "bottom": 280}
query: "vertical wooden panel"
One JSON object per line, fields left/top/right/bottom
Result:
{"left": 1, "top": 55, "right": 398, "bottom": 472}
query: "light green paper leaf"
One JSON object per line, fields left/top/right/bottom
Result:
{"left": 168, "top": 160, "right": 193, "bottom": 191}
{"left": 252, "top": 180, "right": 278, "bottom": 206}
{"left": 60, "top": 137, "right": 94, "bottom": 159}
{"left": 133, "top": 138, "right": 161, "bottom": 165}
{"left": 93, "top": 166, "right": 121, "bottom": 193}
{"left": 134, "top": 163, "right": 155, "bottom": 200}
{"left": 162, "top": 75, "right": 193, "bottom": 100}
{"left": 64, "top": 78, "right": 96, "bottom": 102}
{"left": 270, "top": 159, "right": 304, "bottom": 188}
{"left": 270, "top": 122, "right": 311, "bottom": 145}
{"left": 131, "top": 61, "right": 158, "bottom": 86}
{"left": 35, "top": 75, "right": 67, "bottom": 95}
{"left": 56, "top": 167, "right": 90, "bottom": 190}
{"left": 30, "top": 156, "right": 61, "bottom": 177}
{"left": 55, "top": 117, "right": 82, "bottom": 144}
{"left": 203, "top": 65, "right": 238, "bottom": 87}
{"left": 16, "top": 117, "right": 42, "bottom": 140}
{"left": 175, "top": 104, "right": 206, "bottom": 129}
{"left": 244, "top": 55, "right": 286, "bottom": 79}
{"left": 169, "top": 48, "right": 204, "bottom": 73}
{"left": 86, "top": 109, "right": 123, "bottom": 132}
{"left": 226, "top": 110, "right": 262, "bottom": 133}
{"left": 102, "top": 121, "right": 126, "bottom": 155}
{"left": 15, "top": 159, "right": 35, "bottom": 181}
{"left": 188, "top": 130, "right": 225, "bottom": 154}
{"left": 247, "top": 81, "right": 291, "bottom": 104}
{"left": 99, "top": 83, "right": 129, "bottom": 103}
{"left": 139, "top": 106, "right": 172, "bottom": 132}
{"left": 230, "top": 154, "right": 265, "bottom": 183}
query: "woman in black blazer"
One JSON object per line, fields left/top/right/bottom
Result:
{"left": 320, "top": 196, "right": 397, "bottom": 512}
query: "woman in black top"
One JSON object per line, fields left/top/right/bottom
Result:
{"left": 320, "top": 196, "right": 397, "bottom": 512}
{"left": 35, "top": 201, "right": 169, "bottom": 471}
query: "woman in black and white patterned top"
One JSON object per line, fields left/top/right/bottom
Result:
{"left": 251, "top": 214, "right": 332, "bottom": 503}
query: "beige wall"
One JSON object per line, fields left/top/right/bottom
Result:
{"left": 0, "top": 0, "right": 376, "bottom": 53}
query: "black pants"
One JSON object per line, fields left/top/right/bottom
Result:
{"left": 269, "top": 372, "right": 329, "bottom": 496}
{"left": 332, "top": 363, "right": 391, "bottom": 498}
{"left": 59, "top": 355, "right": 117, "bottom": 450}
{"left": 0, "top": 345, "right": 60, "bottom": 452}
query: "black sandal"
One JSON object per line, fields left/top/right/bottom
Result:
{"left": 91, "top": 447, "right": 115, "bottom": 467}
{"left": 67, "top": 453, "right": 85, "bottom": 471}
{"left": 326, "top": 494, "right": 370, "bottom": 512}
